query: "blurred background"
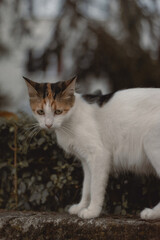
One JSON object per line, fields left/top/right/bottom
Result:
{"left": 0, "top": 0, "right": 160, "bottom": 113}
{"left": 0, "top": 0, "right": 160, "bottom": 213}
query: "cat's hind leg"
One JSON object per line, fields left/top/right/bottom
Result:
{"left": 141, "top": 130, "right": 160, "bottom": 220}
{"left": 140, "top": 203, "right": 160, "bottom": 220}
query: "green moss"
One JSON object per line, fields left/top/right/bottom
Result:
{"left": 0, "top": 115, "right": 160, "bottom": 215}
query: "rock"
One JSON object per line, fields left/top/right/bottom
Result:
{"left": 0, "top": 210, "right": 159, "bottom": 240}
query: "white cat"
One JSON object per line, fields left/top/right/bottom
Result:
{"left": 24, "top": 76, "right": 160, "bottom": 219}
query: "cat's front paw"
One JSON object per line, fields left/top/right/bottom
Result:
{"left": 140, "top": 208, "right": 155, "bottom": 220}
{"left": 68, "top": 204, "right": 83, "bottom": 215}
{"left": 78, "top": 207, "right": 101, "bottom": 219}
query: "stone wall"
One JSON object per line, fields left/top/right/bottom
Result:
{"left": 0, "top": 211, "right": 160, "bottom": 240}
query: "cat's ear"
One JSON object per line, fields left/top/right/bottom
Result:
{"left": 62, "top": 76, "right": 77, "bottom": 97}
{"left": 23, "top": 76, "right": 39, "bottom": 98}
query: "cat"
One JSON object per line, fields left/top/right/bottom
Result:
{"left": 24, "top": 76, "right": 160, "bottom": 220}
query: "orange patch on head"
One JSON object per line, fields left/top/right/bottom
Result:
{"left": 30, "top": 97, "right": 43, "bottom": 113}
{"left": 46, "top": 83, "right": 54, "bottom": 102}
{"left": 25, "top": 76, "right": 77, "bottom": 115}
{"left": 54, "top": 97, "right": 75, "bottom": 114}
{"left": 44, "top": 82, "right": 75, "bottom": 115}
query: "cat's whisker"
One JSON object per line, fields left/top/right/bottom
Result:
{"left": 18, "top": 128, "right": 31, "bottom": 138}
{"left": 23, "top": 126, "right": 41, "bottom": 153}
{"left": 61, "top": 125, "right": 74, "bottom": 137}
{"left": 33, "top": 128, "right": 41, "bottom": 138}
{"left": 28, "top": 126, "right": 39, "bottom": 138}
{"left": 18, "top": 122, "right": 39, "bottom": 136}
{"left": 25, "top": 126, "right": 39, "bottom": 143}
{"left": 19, "top": 127, "right": 35, "bottom": 139}
{"left": 25, "top": 123, "right": 39, "bottom": 131}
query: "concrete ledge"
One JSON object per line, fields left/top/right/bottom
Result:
{"left": 0, "top": 211, "right": 159, "bottom": 240}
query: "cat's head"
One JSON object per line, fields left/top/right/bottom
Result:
{"left": 24, "top": 76, "right": 77, "bottom": 129}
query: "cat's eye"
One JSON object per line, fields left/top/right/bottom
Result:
{"left": 37, "top": 109, "right": 45, "bottom": 115}
{"left": 55, "top": 109, "right": 63, "bottom": 115}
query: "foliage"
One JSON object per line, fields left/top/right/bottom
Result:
{"left": 0, "top": 115, "right": 82, "bottom": 212}
{"left": 0, "top": 115, "right": 160, "bottom": 216}
{"left": 25, "top": 0, "right": 160, "bottom": 91}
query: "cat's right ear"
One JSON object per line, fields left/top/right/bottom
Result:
{"left": 23, "top": 76, "right": 38, "bottom": 98}
{"left": 62, "top": 76, "right": 77, "bottom": 97}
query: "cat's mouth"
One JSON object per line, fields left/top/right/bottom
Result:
{"left": 43, "top": 125, "right": 54, "bottom": 130}
{"left": 38, "top": 121, "right": 61, "bottom": 130}
{"left": 38, "top": 123, "right": 54, "bottom": 130}
{"left": 45, "top": 124, "right": 53, "bottom": 129}
{"left": 43, "top": 124, "right": 59, "bottom": 131}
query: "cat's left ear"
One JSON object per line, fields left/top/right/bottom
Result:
{"left": 62, "top": 76, "right": 77, "bottom": 97}
{"left": 23, "top": 76, "right": 39, "bottom": 98}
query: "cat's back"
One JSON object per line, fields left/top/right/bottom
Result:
{"left": 97, "top": 87, "right": 160, "bottom": 136}
{"left": 103, "top": 88, "right": 160, "bottom": 115}
{"left": 100, "top": 88, "right": 160, "bottom": 174}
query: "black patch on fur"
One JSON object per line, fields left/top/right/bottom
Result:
{"left": 82, "top": 92, "right": 115, "bottom": 107}
{"left": 51, "top": 81, "right": 67, "bottom": 99}
{"left": 51, "top": 84, "right": 61, "bottom": 99}
{"left": 23, "top": 76, "right": 41, "bottom": 93}
{"left": 98, "top": 92, "right": 115, "bottom": 106}
{"left": 33, "top": 83, "right": 40, "bottom": 92}
{"left": 61, "top": 81, "right": 67, "bottom": 92}
{"left": 51, "top": 84, "right": 55, "bottom": 93}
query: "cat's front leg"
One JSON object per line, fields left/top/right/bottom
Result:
{"left": 78, "top": 151, "right": 110, "bottom": 219}
{"left": 68, "top": 161, "right": 91, "bottom": 215}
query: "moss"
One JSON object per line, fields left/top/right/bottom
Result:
{"left": 0, "top": 115, "right": 160, "bottom": 215}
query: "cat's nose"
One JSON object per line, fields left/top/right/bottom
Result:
{"left": 45, "top": 123, "right": 53, "bottom": 129}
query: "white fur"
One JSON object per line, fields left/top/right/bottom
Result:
{"left": 34, "top": 88, "right": 160, "bottom": 219}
